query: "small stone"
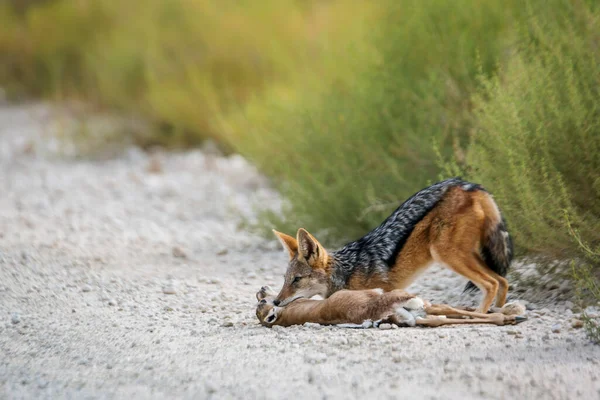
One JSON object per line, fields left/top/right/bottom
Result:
{"left": 108, "top": 299, "right": 117, "bottom": 306}
{"left": 526, "top": 303, "right": 537, "bottom": 311}
{"left": 506, "top": 330, "right": 519, "bottom": 335}
{"left": 565, "top": 309, "right": 573, "bottom": 317}
{"left": 81, "top": 284, "right": 92, "bottom": 292}
{"left": 172, "top": 246, "right": 187, "bottom": 259}
{"left": 10, "top": 312, "right": 20, "bottom": 324}
{"left": 307, "top": 370, "right": 316, "bottom": 384}
{"left": 379, "top": 323, "right": 393, "bottom": 330}
{"left": 205, "top": 382, "right": 217, "bottom": 394}
{"left": 146, "top": 155, "right": 163, "bottom": 174}
{"left": 571, "top": 319, "right": 584, "bottom": 329}
{"left": 221, "top": 321, "right": 234, "bottom": 327}
{"left": 432, "top": 283, "right": 447, "bottom": 291}
{"left": 162, "top": 286, "right": 176, "bottom": 295}
{"left": 216, "top": 248, "right": 228, "bottom": 256}
{"left": 246, "top": 272, "right": 257, "bottom": 280}
{"left": 559, "top": 280, "right": 571, "bottom": 294}
{"left": 564, "top": 300, "right": 575, "bottom": 309}
{"left": 551, "top": 324, "right": 561, "bottom": 333}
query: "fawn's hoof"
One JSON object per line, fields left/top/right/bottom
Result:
{"left": 514, "top": 315, "right": 527, "bottom": 324}
{"left": 256, "top": 285, "right": 274, "bottom": 301}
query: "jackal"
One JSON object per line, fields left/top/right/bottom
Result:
{"left": 272, "top": 178, "right": 512, "bottom": 313}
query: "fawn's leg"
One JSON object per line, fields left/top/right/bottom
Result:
{"left": 415, "top": 316, "right": 516, "bottom": 327}
{"left": 423, "top": 304, "right": 525, "bottom": 325}
{"left": 256, "top": 285, "right": 278, "bottom": 301}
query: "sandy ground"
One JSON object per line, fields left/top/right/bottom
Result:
{"left": 1, "top": 104, "right": 599, "bottom": 400}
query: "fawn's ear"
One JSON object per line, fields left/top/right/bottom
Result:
{"left": 296, "top": 228, "right": 328, "bottom": 269}
{"left": 272, "top": 230, "right": 298, "bottom": 259}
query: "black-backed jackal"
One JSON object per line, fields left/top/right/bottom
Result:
{"left": 272, "top": 178, "right": 513, "bottom": 313}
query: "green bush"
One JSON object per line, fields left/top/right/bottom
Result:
{"left": 227, "top": 0, "right": 519, "bottom": 242}
{"left": 2, "top": 0, "right": 599, "bottom": 276}
{"left": 464, "top": 0, "right": 600, "bottom": 258}
{"left": 0, "top": 0, "right": 375, "bottom": 146}
{"left": 569, "top": 217, "right": 600, "bottom": 343}
{"left": 462, "top": 1, "right": 600, "bottom": 343}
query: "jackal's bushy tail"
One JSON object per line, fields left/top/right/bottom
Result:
{"left": 464, "top": 207, "right": 513, "bottom": 292}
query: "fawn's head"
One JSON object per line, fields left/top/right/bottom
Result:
{"left": 272, "top": 228, "right": 330, "bottom": 307}
{"left": 255, "top": 286, "right": 281, "bottom": 327}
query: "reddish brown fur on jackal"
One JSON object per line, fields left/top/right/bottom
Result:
{"left": 273, "top": 179, "right": 512, "bottom": 314}
{"left": 350, "top": 187, "right": 509, "bottom": 312}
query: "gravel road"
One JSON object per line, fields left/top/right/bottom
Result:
{"left": 1, "top": 104, "right": 599, "bottom": 400}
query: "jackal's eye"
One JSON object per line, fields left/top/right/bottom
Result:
{"left": 292, "top": 276, "right": 302, "bottom": 284}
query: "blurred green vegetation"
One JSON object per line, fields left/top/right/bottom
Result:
{"left": 0, "top": 0, "right": 378, "bottom": 146}
{"left": 1, "top": 0, "right": 599, "bottom": 296}
{"left": 457, "top": 0, "right": 600, "bottom": 259}
{"left": 227, "top": 0, "right": 521, "bottom": 241}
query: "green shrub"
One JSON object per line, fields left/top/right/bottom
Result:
{"left": 227, "top": 0, "right": 518, "bottom": 242}
{"left": 464, "top": 0, "right": 600, "bottom": 258}
{"left": 568, "top": 216, "right": 600, "bottom": 343}
{"left": 0, "top": 0, "right": 374, "bottom": 146}
{"left": 462, "top": 2, "right": 600, "bottom": 342}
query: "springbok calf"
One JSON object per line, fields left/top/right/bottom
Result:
{"left": 255, "top": 286, "right": 526, "bottom": 328}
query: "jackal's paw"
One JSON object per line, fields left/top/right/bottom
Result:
{"left": 256, "top": 285, "right": 276, "bottom": 301}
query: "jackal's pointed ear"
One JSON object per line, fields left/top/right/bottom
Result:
{"left": 272, "top": 229, "right": 298, "bottom": 259}
{"left": 296, "top": 228, "right": 328, "bottom": 268}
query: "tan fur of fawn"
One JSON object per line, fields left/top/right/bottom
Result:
{"left": 273, "top": 181, "right": 512, "bottom": 314}
{"left": 256, "top": 286, "right": 526, "bottom": 328}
